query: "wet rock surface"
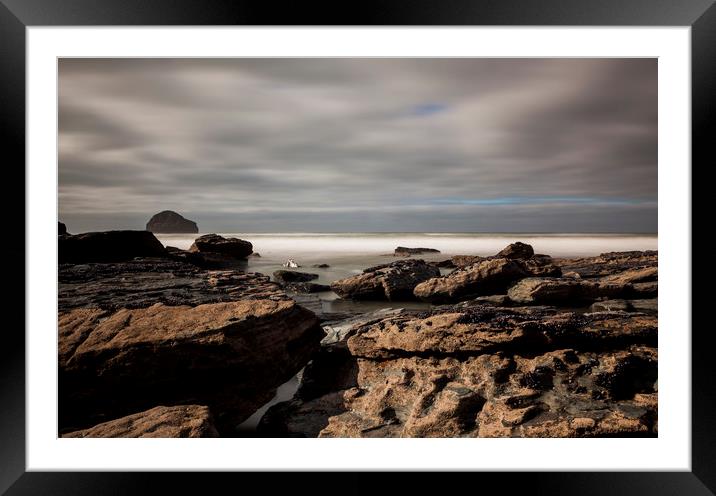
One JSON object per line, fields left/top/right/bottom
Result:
{"left": 59, "top": 258, "right": 287, "bottom": 312}
{"left": 59, "top": 299, "right": 324, "bottom": 435}
{"left": 555, "top": 251, "right": 657, "bottom": 278}
{"left": 414, "top": 258, "right": 529, "bottom": 303}
{"left": 260, "top": 304, "right": 658, "bottom": 438}
{"left": 507, "top": 278, "right": 632, "bottom": 305}
{"left": 331, "top": 259, "right": 440, "bottom": 301}
{"left": 62, "top": 405, "right": 219, "bottom": 438}
{"left": 283, "top": 282, "right": 332, "bottom": 293}
{"left": 189, "top": 233, "right": 253, "bottom": 260}
{"left": 273, "top": 270, "right": 319, "bottom": 284}
{"left": 58, "top": 235, "right": 658, "bottom": 439}
{"left": 58, "top": 230, "right": 328, "bottom": 437}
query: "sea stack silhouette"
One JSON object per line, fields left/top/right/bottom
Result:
{"left": 146, "top": 210, "right": 199, "bottom": 234}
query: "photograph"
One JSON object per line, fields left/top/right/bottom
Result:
{"left": 55, "top": 57, "right": 659, "bottom": 439}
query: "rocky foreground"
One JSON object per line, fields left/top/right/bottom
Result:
{"left": 58, "top": 230, "right": 657, "bottom": 438}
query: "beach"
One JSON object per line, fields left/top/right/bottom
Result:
{"left": 58, "top": 229, "right": 658, "bottom": 438}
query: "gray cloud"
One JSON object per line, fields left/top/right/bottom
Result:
{"left": 58, "top": 58, "right": 656, "bottom": 233}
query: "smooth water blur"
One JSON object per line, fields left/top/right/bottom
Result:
{"left": 156, "top": 232, "right": 656, "bottom": 258}
{"left": 155, "top": 232, "right": 657, "bottom": 311}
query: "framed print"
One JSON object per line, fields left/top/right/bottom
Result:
{"left": 3, "top": 0, "right": 712, "bottom": 493}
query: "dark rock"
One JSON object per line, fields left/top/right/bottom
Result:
{"left": 62, "top": 405, "right": 219, "bottom": 438}
{"left": 189, "top": 234, "right": 253, "bottom": 259}
{"left": 284, "top": 282, "right": 331, "bottom": 293}
{"left": 628, "top": 299, "right": 658, "bottom": 314}
{"left": 590, "top": 299, "right": 632, "bottom": 312}
{"left": 517, "top": 256, "right": 562, "bottom": 277}
{"left": 59, "top": 230, "right": 168, "bottom": 264}
{"left": 556, "top": 251, "right": 657, "bottom": 278}
{"left": 58, "top": 258, "right": 287, "bottom": 312}
{"left": 395, "top": 246, "right": 441, "bottom": 256}
{"left": 250, "top": 252, "right": 261, "bottom": 257}
{"left": 312, "top": 263, "right": 330, "bottom": 268}
{"left": 59, "top": 299, "right": 324, "bottom": 435}
{"left": 331, "top": 259, "right": 440, "bottom": 301}
{"left": 430, "top": 259, "right": 456, "bottom": 269}
{"left": 413, "top": 258, "right": 528, "bottom": 303}
{"left": 508, "top": 277, "right": 631, "bottom": 305}
{"left": 602, "top": 267, "right": 658, "bottom": 285}
{"left": 146, "top": 210, "right": 198, "bottom": 234}
{"left": 590, "top": 299, "right": 658, "bottom": 314}
{"left": 496, "top": 242, "right": 534, "bottom": 260}
{"left": 59, "top": 221, "right": 68, "bottom": 235}
{"left": 273, "top": 270, "right": 319, "bottom": 284}
{"left": 631, "top": 282, "right": 658, "bottom": 298}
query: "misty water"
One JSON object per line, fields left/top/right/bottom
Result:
{"left": 156, "top": 232, "right": 657, "bottom": 314}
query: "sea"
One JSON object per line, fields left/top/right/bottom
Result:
{"left": 155, "top": 232, "right": 657, "bottom": 286}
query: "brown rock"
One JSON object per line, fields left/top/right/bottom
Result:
{"left": 517, "top": 256, "right": 562, "bottom": 277}
{"left": 347, "top": 307, "right": 657, "bottom": 359}
{"left": 331, "top": 259, "right": 440, "bottom": 301}
{"left": 62, "top": 405, "right": 218, "bottom": 438}
{"left": 631, "top": 281, "right": 658, "bottom": 298}
{"left": 496, "top": 242, "right": 534, "bottom": 260}
{"left": 59, "top": 299, "right": 323, "bottom": 434}
{"left": 507, "top": 277, "right": 631, "bottom": 305}
{"left": 318, "top": 345, "right": 657, "bottom": 438}
{"left": 413, "top": 258, "right": 528, "bottom": 303}
{"left": 556, "top": 251, "right": 657, "bottom": 279}
{"left": 451, "top": 255, "right": 485, "bottom": 268}
{"left": 602, "top": 267, "right": 658, "bottom": 285}
{"left": 259, "top": 304, "right": 657, "bottom": 438}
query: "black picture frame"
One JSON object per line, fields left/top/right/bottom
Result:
{"left": 2, "top": 0, "right": 711, "bottom": 494}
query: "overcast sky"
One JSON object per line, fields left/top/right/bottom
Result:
{"left": 59, "top": 58, "right": 656, "bottom": 233}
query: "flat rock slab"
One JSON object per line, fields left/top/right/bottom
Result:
{"left": 62, "top": 405, "right": 218, "bottom": 438}
{"left": 59, "top": 258, "right": 287, "bottom": 312}
{"left": 414, "top": 258, "right": 529, "bottom": 303}
{"left": 556, "top": 251, "right": 657, "bottom": 279}
{"left": 260, "top": 304, "right": 658, "bottom": 438}
{"left": 346, "top": 306, "right": 657, "bottom": 359}
{"left": 331, "top": 259, "right": 440, "bottom": 301}
{"left": 507, "top": 277, "right": 632, "bottom": 305}
{"left": 59, "top": 299, "right": 324, "bottom": 434}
